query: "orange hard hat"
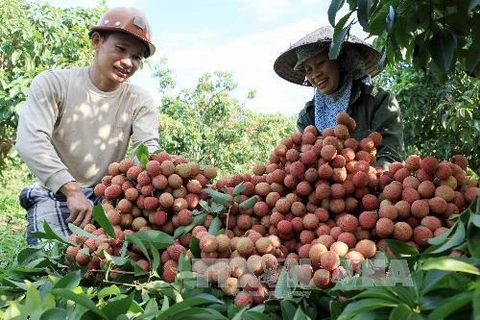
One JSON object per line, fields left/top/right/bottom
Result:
{"left": 89, "top": 7, "right": 156, "bottom": 58}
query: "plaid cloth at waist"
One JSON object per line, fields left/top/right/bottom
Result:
{"left": 19, "top": 184, "right": 100, "bottom": 245}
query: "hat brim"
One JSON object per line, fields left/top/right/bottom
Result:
{"left": 273, "top": 28, "right": 382, "bottom": 86}
{"left": 89, "top": 26, "right": 156, "bottom": 58}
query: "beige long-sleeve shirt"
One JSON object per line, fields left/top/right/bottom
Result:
{"left": 15, "top": 67, "right": 159, "bottom": 193}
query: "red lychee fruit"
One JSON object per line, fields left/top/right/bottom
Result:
{"left": 393, "top": 221, "right": 413, "bottom": 241}
{"left": 329, "top": 241, "right": 349, "bottom": 257}
{"left": 420, "top": 156, "right": 439, "bottom": 175}
{"left": 321, "top": 144, "right": 337, "bottom": 161}
{"left": 451, "top": 154, "right": 468, "bottom": 170}
{"left": 177, "top": 209, "right": 193, "bottom": 226}
{"left": 428, "top": 196, "right": 448, "bottom": 215}
{"left": 234, "top": 291, "right": 253, "bottom": 307}
{"left": 361, "top": 194, "right": 379, "bottom": 211}
{"left": 320, "top": 251, "right": 340, "bottom": 271}
{"left": 413, "top": 225, "right": 433, "bottom": 246}
{"left": 404, "top": 154, "right": 421, "bottom": 171}
{"left": 103, "top": 184, "right": 122, "bottom": 201}
{"left": 359, "top": 210, "right": 378, "bottom": 230}
{"left": 355, "top": 239, "right": 377, "bottom": 258}
{"left": 312, "top": 268, "right": 332, "bottom": 288}
{"left": 420, "top": 216, "right": 442, "bottom": 232}
{"left": 435, "top": 185, "right": 455, "bottom": 202}
{"left": 375, "top": 217, "right": 394, "bottom": 238}
{"left": 336, "top": 214, "right": 358, "bottom": 233}
{"left": 378, "top": 204, "right": 398, "bottom": 221}
{"left": 334, "top": 124, "right": 350, "bottom": 140}
{"left": 383, "top": 181, "right": 403, "bottom": 202}
{"left": 435, "top": 161, "right": 453, "bottom": 180}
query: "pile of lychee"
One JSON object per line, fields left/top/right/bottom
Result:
{"left": 64, "top": 112, "right": 480, "bottom": 307}
{"left": 65, "top": 152, "right": 217, "bottom": 274}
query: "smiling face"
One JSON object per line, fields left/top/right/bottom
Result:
{"left": 89, "top": 32, "right": 146, "bottom": 91}
{"left": 303, "top": 50, "right": 340, "bottom": 94}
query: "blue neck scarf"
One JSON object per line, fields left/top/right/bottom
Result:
{"left": 314, "top": 73, "right": 353, "bottom": 133}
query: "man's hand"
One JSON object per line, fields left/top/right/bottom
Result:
{"left": 61, "top": 181, "right": 93, "bottom": 228}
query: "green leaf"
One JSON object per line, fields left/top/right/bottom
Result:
{"left": 103, "top": 250, "right": 129, "bottom": 266}
{"left": 473, "top": 284, "right": 480, "bottom": 318}
{"left": 386, "top": 5, "right": 395, "bottom": 33}
{"left": 427, "top": 223, "right": 455, "bottom": 245}
{"left": 97, "top": 285, "right": 121, "bottom": 300}
{"left": 232, "top": 182, "right": 246, "bottom": 195}
{"left": 337, "top": 298, "right": 398, "bottom": 319}
{"left": 208, "top": 216, "right": 222, "bottom": 235}
{"left": 52, "top": 270, "right": 82, "bottom": 290}
{"left": 165, "top": 307, "right": 211, "bottom": 319}
{"left": 239, "top": 196, "right": 257, "bottom": 210}
{"left": 100, "top": 292, "right": 134, "bottom": 319}
{"left": 51, "top": 289, "right": 108, "bottom": 319}
{"left": 40, "top": 221, "right": 70, "bottom": 244}
{"left": 178, "top": 250, "right": 191, "bottom": 273}
{"left": 156, "top": 294, "right": 223, "bottom": 320}
{"left": 125, "top": 233, "right": 151, "bottom": 260}
{"left": 174, "top": 213, "right": 207, "bottom": 239}
{"left": 384, "top": 239, "right": 419, "bottom": 257}
{"left": 24, "top": 280, "right": 43, "bottom": 313}
{"left": 429, "top": 30, "right": 455, "bottom": 73}
{"left": 470, "top": 214, "right": 480, "bottom": 228}
{"left": 421, "top": 257, "right": 480, "bottom": 275}
{"left": 427, "top": 291, "right": 473, "bottom": 320}
{"left": 92, "top": 205, "right": 116, "bottom": 238}
{"left": 143, "top": 298, "right": 159, "bottom": 315}
{"left": 426, "top": 220, "right": 465, "bottom": 254}
{"left": 40, "top": 308, "right": 68, "bottom": 320}
{"left": 388, "top": 304, "right": 423, "bottom": 320}
{"left": 328, "top": 0, "right": 346, "bottom": 26}
{"left": 189, "top": 236, "right": 201, "bottom": 258}
{"left": 280, "top": 300, "right": 297, "bottom": 320}
{"left": 357, "top": 0, "right": 373, "bottom": 29}
{"left": 129, "top": 230, "right": 174, "bottom": 250}
{"left": 136, "top": 144, "right": 149, "bottom": 168}
{"left": 202, "top": 188, "right": 232, "bottom": 205}
{"left": 150, "top": 243, "right": 160, "bottom": 274}
{"left": 292, "top": 307, "right": 308, "bottom": 320}
{"left": 244, "top": 311, "right": 272, "bottom": 320}
{"left": 11, "top": 50, "right": 22, "bottom": 65}
{"left": 330, "top": 23, "right": 352, "bottom": 60}
{"left": 68, "top": 223, "right": 109, "bottom": 242}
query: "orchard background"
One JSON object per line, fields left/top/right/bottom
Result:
{"left": 0, "top": 0, "right": 479, "bottom": 319}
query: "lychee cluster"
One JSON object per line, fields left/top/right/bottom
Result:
{"left": 374, "top": 154, "right": 479, "bottom": 248}
{"left": 65, "top": 151, "right": 217, "bottom": 273}
{"left": 63, "top": 113, "right": 480, "bottom": 308}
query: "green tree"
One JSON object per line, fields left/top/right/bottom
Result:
{"left": 0, "top": 0, "right": 104, "bottom": 170}
{"left": 376, "top": 63, "right": 480, "bottom": 172}
{"left": 327, "top": 0, "right": 479, "bottom": 81}
{"left": 158, "top": 71, "right": 296, "bottom": 177}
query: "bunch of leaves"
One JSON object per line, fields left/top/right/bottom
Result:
{"left": 327, "top": 0, "right": 480, "bottom": 81}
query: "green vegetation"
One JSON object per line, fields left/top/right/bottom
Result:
{"left": 0, "top": 163, "right": 32, "bottom": 270}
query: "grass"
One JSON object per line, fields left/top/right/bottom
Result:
{"left": 0, "top": 161, "right": 34, "bottom": 270}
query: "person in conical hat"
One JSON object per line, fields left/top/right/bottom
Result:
{"left": 274, "top": 26, "right": 405, "bottom": 169}
{"left": 15, "top": 7, "right": 160, "bottom": 245}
